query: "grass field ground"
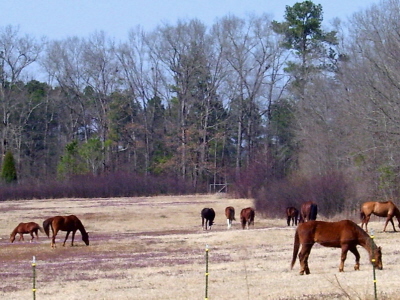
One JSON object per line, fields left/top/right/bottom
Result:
{"left": 1, "top": 194, "right": 400, "bottom": 299}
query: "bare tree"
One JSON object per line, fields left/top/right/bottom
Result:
{"left": 0, "top": 25, "right": 44, "bottom": 179}
{"left": 215, "top": 14, "right": 286, "bottom": 176}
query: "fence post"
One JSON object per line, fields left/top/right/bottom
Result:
{"left": 370, "top": 231, "right": 377, "bottom": 300}
{"left": 32, "top": 256, "right": 36, "bottom": 300}
{"left": 205, "top": 244, "right": 209, "bottom": 300}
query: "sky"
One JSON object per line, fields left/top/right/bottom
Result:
{"left": 1, "top": 0, "right": 381, "bottom": 41}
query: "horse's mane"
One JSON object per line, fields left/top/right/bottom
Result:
{"left": 392, "top": 202, "right": 400, "bottom": 217}
{"left": 75, "top": 217, "right": 88, "bottom": 236}
{"left": 354, "top": 222, "right": 378, "bottom": 254}
{"left": 10, "top": 225, "right": 20, "bottom": 236}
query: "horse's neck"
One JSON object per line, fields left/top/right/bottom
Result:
{"left": 361, "top": 235, "right": 377, "bottom": 258}
{"left": 394, "top": 207, "right": 400, "bottom": 219}
{"left": 78, "top": 223, "right": 87, "bottom": 235}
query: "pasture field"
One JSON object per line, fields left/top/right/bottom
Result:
{"left": 1, "top": 194, "right": 400, "bottom": 300}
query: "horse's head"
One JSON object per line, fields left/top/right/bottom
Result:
{"left": 372, "top": 246, "right": 383, "bottom": 270}
{"left": 82, "top": 232, "right": 89, "bottom": 246}
{"left": 9, "top": 234, "right": 15, "bottom": 243}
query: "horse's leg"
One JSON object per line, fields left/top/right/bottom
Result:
{"left": 389, "top": 216, "right": 396, "bottom": 232}
{"left": 51, "top": 229, "right": 58, "bottom": 248}
{"left": 349, "top": 247, "right": 361, "bottom": 271}
{"left": 383, "top": 215, "right": 393, "bottom": 232}
{"left": 70, "top": 230, "right": 77, "bottom": 246}
{"left": 364, "top": 215, "right": 370, "bottom": 233}
{"left": 19, "top": 233, "right": 23, "bottom": 241}
{"left": 287, "top": 216, "right": 290, "bottom": 226}
{"left": 63, "top": 231, "right": 71, "bottom": 246}
{"left": 299, "top": 244, "right": 313, "bottom": 275}
{"left": 30, "top": 231, "right": 35, "bottom": 243}
{"left": 340, "top": 245, "right": 350, "bottom": 272}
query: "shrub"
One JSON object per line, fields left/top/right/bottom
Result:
{"left": 1, "top": 151, "right": 17, "bottom": 183}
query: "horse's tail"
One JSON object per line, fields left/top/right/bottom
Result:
{"left": 230, "top": 210, "right": 235, "bottom": 221}
{"left": 310, "top": 204, "right": 318, "bottom": 220}
{"left": 38, "top": 226, "right": 44, "bottom": 233}
{"left": 360, "top": 210, "right": 366, "bottom": 221}
{"left": 42, "top": 218, "right": 54, "bottom": 237}
{"left": 291, "top": 228, "right": 300, "bottom": 269}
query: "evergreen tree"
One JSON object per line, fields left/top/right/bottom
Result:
{"left": 271, "top": 1, "right": 337, "bottom": 99}
{"left": 1, "top": 151, "right": 17, "bottom": 183}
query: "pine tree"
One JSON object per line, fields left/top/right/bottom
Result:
{"left": 1, "top": 151, "right": 17, "bottom": 183}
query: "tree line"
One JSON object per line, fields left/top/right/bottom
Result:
{"left": 1, "top": 1, "right": 400, "bottom": 214}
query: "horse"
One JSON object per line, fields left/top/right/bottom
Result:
{"left": 291, "top": 220, "right": 383, "bottom": 275}
{"left": 225, "top": 206, "right": 235, "bottom": 229}
{"left": 240, "top": 207, "right": 255, "bottom": 229}
{"left": 10, "top": 222, "right": 44, "bottom": 243}
{"left": 286, "top": 207, "right": 299, "bottom": 226}
{"left": 201, "top": 208, "right": 215, "bottom": 230}
{"left": 299, "top": 201, "right": 318, "bottom": 223}
{"left": 360, "top": 201, "right": 400, "bottom": 232}
{"left": 43, "top": 215, "right": 89, "bottom": 248}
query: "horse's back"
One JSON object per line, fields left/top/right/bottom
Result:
{"left": 300, "top": 201, "right": 318, "bottom": 222}
{"left": 298, "top": 220, "right": 362, "bottom": 247}
{"left": 287, "top": 207, "right": 298, "bottom": 217}
{"left": 225, "top": 206, "right": 235, "bottom": 219}
{"left": 241, "top": 207, "right": 255, "bottom": 218}
{"left": 201, "top": 208, "right": 215, "bottom": 220}
{"left": 240, "top": 207, "right": 255, "bottom": 224}
{"left": 50, "top": 215, "right": 81, "bottom": 231}
{"left": 361, "top": 201, "right": 394, "bottom": 216}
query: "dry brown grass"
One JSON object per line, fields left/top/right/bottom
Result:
{"left": 0, "top": 194, "right": 399, "bottom": 299}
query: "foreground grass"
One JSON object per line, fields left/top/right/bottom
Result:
{"left": 1, "top": 195, "right": 399, "bottom": 299}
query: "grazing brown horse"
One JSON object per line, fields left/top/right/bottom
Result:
{"left": 201, "top": 208, "right": 215, "bottom": 230}
{"left": 286, "top": 207, "right": 299, "bottom": 226}
{"left": 299, "top": 201, "right": 318, "bottom": 223}
{"left": 240, "top": 207, "right": 255, "bottom": 229}
{"left": 291, "top": 220, "right": 383, "bottom": 275}
{"left": 10, "top": 222, "right": 44, "bottom": 243}
{"left": 225, "top": 206, "right": 235, "bottom": 229}
{"left": 360, "top": 201, "right": 400, "bottom": 232}
{"left": 43, "top": 215, "right": 89, "bottom": 248}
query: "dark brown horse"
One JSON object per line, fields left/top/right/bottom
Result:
{"left": 10, "top": 222, "right": 44, "bottom": 243}
{"left": 225, "top": 206, "right": 235, "bottom": 229}
{"left": 299, "top": 201, "right": 318, "bottom": 223}
{"left": 43, "top": 215, "right": 89, "bottom": 248}
{"left": 360, "top": 201, "right": 400, "bottom": 232}
{"left": 240, "top": 207, "right": 255, "bottom": 229}
{"left": 291, "top": 220, "right": 383, "bottom": 275}
{"left": 201, "top": 208, "right": 215, "bottom": 230}
{"left": 286, "top": 207, "right": 299, "bottom": 226}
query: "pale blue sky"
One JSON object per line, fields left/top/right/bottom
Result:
{"left": 1, "top": 0, "right": 381, "bottom": 41}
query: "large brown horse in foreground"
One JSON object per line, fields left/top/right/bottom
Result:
{"left": 286, "top": 207, "right": 299, "bottom": 226}
{"left": 43, "top": 215, "right": 89, "bottom": 248}
{"left": 360, "top": 201, "right": 400, "bottom": 232}
{"left": 10, "top": 222, "right": 44, "bottom": 243}
{"left": 291, "top": 220, "right": 383, "bottom": 275}
{"left": 240, "top": 207, "right": 255, "bottom": 229}
{"left": 299, "top": 201, "right": 318, "bottom": 223}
